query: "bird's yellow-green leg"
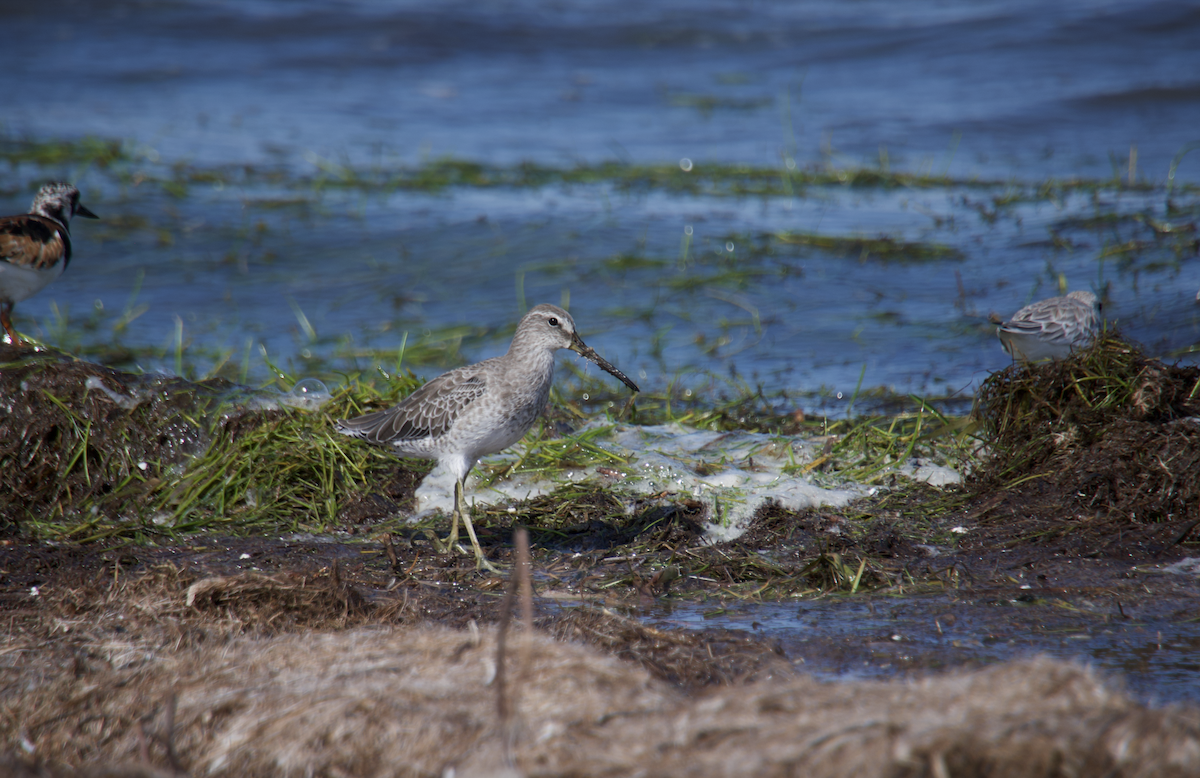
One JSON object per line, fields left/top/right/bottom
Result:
{"left": 431, "top": 478, "right": 463, "bottom": 554}
{"left": 456, "top": 480, "right": 500, "bottom": 572}
{"left": 436, "top": 478, "right": 499, "bottom": 572}
{"left": 439, "top": 478, "right": 462, "bottom": 551}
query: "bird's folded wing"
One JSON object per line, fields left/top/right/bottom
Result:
{"left": 0, "top": 217, "right": 64, "bottom": 270}
{"left": 336, "top": 373, "right": 488, "bottom": 444}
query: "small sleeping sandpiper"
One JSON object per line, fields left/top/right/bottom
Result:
{"left": 996, "top": 290, "right": 1101, "bottom": 362}
{"left": 0, "top": 182, "right": 98, "bottom": 346}
{"left": 335, "top": 304, "right": 640, "bottom": 570}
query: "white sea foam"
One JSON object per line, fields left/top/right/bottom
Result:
{"left": 247, "top": 378, "right": 333, "bottom": 412}
{"left": 413, "top": 420, "right": 959, "bottom": 543}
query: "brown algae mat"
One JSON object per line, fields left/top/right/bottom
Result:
{"left": 2, "top": 337, "right": 1200, "bottom": 775}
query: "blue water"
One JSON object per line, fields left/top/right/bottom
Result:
{"left": 639, "top": 594, "right": 1200, "bottom": 706}
{"left": 4, "top": 0, "right": 1200, "bottom": 400}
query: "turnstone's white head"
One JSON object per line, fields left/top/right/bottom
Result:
{"left": 28, "top": 182, "right": 98, "bottom": 228}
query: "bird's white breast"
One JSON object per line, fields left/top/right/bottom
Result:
{"left": 0, "top": 259, "right": 64, "bottom": 304}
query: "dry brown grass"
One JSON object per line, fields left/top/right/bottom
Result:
{"left": 5, "top": 626, "right": 1199, "bottom": 778}
{"left": 2, "top": 567, "right": 1198, "bottom": 778}
{"left": 5, "top": 624, "right": 672, "bottom": 777}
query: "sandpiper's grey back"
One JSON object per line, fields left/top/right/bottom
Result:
{"left": 997, "top": 290, "right": 1101, "bottom": 362}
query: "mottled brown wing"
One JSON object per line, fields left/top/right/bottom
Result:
{"left": 335, "top": 369, "right": 489, "bottom": 445}
{"left": 0, "top": 216, "right": 68, "bottom": 270}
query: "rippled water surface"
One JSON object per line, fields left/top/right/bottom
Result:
{"left": 4, "top": 0, "right": 1200, "bottom": 400}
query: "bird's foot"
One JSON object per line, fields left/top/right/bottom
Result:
{"left": 472, "top": 550, "right": 504, "bottom": 574}
{"left": 429, "top": 532, "right": 503, "bottom": 572}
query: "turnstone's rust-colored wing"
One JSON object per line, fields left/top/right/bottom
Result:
{"left": 0, "top": 215, "right": 69, "bottom": 271}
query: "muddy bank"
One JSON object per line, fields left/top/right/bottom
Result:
{"left": 3, "top": 338, "right": 1200, "bottom": 774}
{"left": 4, "top": 337, "right": 1199, "bottom": 591}
{"left": 3, "top": 335, "right": 1200, "bottom": 610}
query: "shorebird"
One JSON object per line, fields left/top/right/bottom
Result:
{"left": 996, "top": 290, "right": 1101, "bottom": 362}
{"left": 335, "top": 304, "right": 639, "bottom": 570}
{"left": 0, "top": 182, "right": 98, "bottom": 346}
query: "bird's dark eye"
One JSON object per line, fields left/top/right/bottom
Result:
{"left": 548, "top": 317, "right": 559, "bottom": 327}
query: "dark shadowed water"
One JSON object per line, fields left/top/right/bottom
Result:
{"left": 640, "top": 590, "right": 1200, "bottom": 707}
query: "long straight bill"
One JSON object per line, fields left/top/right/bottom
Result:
{"left": 570, "top": 336, "right": 640, "bottom": 393}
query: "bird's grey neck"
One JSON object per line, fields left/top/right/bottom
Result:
{"left": 506, "top": 337, "right": 559, "bottom": 371}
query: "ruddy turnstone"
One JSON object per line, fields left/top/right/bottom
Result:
{"left": 996, "top": 290, "right": 1101, "bottom": 362}
{"left": 335, "top": 304, "right": 639, "bottom": 571}
{"left": 0, "top": 182, "right": 98, "bottom": 345}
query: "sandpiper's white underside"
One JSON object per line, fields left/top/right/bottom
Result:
{"left": 997, "top": 290, "right": 1100, "bottom": 362}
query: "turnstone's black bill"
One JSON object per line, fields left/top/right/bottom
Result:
{"left": 0, "top": 182, "right": 98, "bottom": 346}
{"left": 335, "top": 303, "right": 639, "bottom": 571}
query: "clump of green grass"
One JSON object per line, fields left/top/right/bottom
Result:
{"left": 159, "top": 376, "right": 428, "bottom": 532}
{"left": 478, "top": 423, "right": 632, "bottom": 486}
{"left": 773, "top": 401, "right": 976, "bottom": 485}
{"left": 965, "top": 334, "right": 1200, "bottom": 531}
{"left": 0, "top": 353, "right": 227, "bottom": 538}
{"left": 0, "top": 349, "right": 434, "bottom": 539}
